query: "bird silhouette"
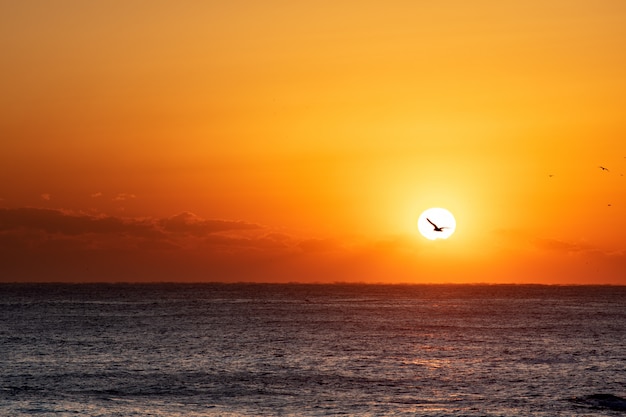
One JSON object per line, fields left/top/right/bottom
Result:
{"left": 427, "top": 218, "right": 448, "bottom": 232}
{"left": 599, "top": 166, "right": 610, "bottom": 172}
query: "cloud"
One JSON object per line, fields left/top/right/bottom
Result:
{"left": 159, "top": 211, "right": 260, "bottom": 235}
{"left": 113, "top": 193, "right": 136, "bottom": 201}
{"left": 9, "top": 208, "right": 624, "bottom": 284}
{"left": 533, "top": 237, "right": 626, "bottom": 265}
{"left": 532, "top": 237, "right": 593, "bottom": 254}
{"left": 532, "top": 238, "right": 626, "bottom": 258}
{"left": 40, "top": 193, "right": 51, "bottom": 201}
{"left": 91, "top": 192, "right": 103, "bottom": 198}
{"left": 0, "top": 207, "right": 379, "bottom": 282}
{"left": 0, "top": 207, "right": 280, "bottom": 281}
{"left": 0, "top": 206, "right": 265, "bottom": 241}
{"left": 0, "top": 207, "right": 270, "bottom": 241}
{"left": 0, "top": 207, "right": 161, "bottom": 239}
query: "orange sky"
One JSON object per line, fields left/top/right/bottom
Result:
{"left": 2, "top": 1, "right": 626, "bottom": 284}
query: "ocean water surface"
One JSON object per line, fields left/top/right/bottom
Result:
{"left": 1, "top": 283, "right": 625, "bottom": 416}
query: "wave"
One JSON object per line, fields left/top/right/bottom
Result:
{"left": 569, "top": 394, "right": 626, "bottom": 411}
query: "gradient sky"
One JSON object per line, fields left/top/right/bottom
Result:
{"left": 2, "top": 1, "right": 626, "bottom": 284}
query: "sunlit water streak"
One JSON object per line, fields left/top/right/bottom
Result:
{"left": 1, "top": 283, "right": 625, "bottom": 416}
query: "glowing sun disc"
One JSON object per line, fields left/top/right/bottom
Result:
{"left": 417, "top": 208, "right": 456, "bottom": 240}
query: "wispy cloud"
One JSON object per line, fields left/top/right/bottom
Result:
{"left": 532, "top": 237, "right": 592, "bottom": 254}
{"left": 159, "top": 211, "right": 260, "bottom": 235}
{"left": 113, "top": 193, "right": 136, "bottom": 201}
{"left": 40, "top": 193, "right": 51, "bottom": 201}
{"left": 91, "top": 192, "right": 103, "bottom": 198}
{"left": 0, "top": 208, "right": 263, "bottom": 241}
{"left": 0, "top": 207, "right": 162, "bottom": 239}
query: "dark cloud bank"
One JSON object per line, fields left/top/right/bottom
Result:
{"left": 0, "top": 207, "right": 343, "bottom": 282}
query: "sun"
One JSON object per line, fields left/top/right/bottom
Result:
{"left": 417, "top": 208, "right": 456, "bottom": 240}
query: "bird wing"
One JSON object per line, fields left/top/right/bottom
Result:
{"left": 426, "top": 218, "right": 437, "bottom": 228}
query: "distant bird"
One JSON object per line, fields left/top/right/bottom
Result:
{"left": 548, "top": 174, "right": 554, "bottom": 178}
{"left": 427, "top": 218, "right": 448, "bottom": 232}
{"left": 599, "top": 166, "right": 610, "bottom": 172}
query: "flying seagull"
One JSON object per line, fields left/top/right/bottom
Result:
{"left": 599, "top": 166, "right": 610, "bottom": 172}
{"left": 427, "top": 218, "right": 448, "bottom": 232}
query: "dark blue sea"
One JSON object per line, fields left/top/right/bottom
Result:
{"left": 1, "top": 284, "right": 625, "bottom": 416}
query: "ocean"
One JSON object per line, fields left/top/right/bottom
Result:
{"left": 1, "top": 283, "right": 624, "bottom": 416}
